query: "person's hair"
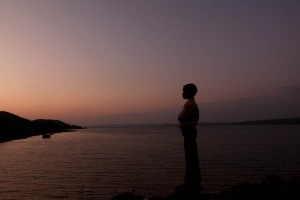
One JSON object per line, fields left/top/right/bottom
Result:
{"left": 183, "top": 83, "right": 198, "bottom": 98}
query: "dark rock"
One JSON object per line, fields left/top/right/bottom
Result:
{"left": 0, "top": 111, "right": 84, "bottom": 143}
{"left": 110, "top": 192, "right": 145, "bottom": 200}
{"left": 110, "top": 175, "right": 300, "bottom": 200}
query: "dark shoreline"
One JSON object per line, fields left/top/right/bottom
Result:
{"left": 0, "top": 111, "right": 85, "bottom": 143}
{"left": 200, "top": 117, "right": 300, "bottom": 126}
{"left": 0, "top": 129, "right": 74, "bottom": 143}
{"left": 91, "top": 117, "right": 300, "bottom": 128}
{"left": 111, "top": 175, "right": 300, "bottom": 200}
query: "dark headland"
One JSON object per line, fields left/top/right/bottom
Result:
{"left": 0, "top": 111, "right": 85, "bottom": 143}
{"left": 199, "top": 117, "right": 300, "bottom": 126}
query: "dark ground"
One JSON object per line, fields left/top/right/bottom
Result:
{"left": 111, "top": 175, "right": 300, "bottom": 200}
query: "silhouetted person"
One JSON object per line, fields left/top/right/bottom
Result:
{"left": 177, "top": 83, "right": 201, "bottom": 197}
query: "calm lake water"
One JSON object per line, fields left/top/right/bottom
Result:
{"left": 0, "top": 125, "right": 300, "bottom": 199}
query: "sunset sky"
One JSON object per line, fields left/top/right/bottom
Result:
{"left": 1, "top": 0, "right": 300, "bottom": 125}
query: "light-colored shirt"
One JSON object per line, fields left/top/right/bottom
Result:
{"left": 178, "top": 98, "right": 199, "bottom": 127}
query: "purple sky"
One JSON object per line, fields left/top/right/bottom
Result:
{"left": 1, "top": 0, "right": 300, "bottom": 125}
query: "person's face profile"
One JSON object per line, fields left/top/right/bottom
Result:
{"left": 182, "top": 88, "right": 189, "bottom": 99}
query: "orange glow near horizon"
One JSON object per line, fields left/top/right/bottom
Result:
{"left": 1, "top": 1, "right": 300, "bottom": 124}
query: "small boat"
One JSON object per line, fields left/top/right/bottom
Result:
{"left": 42, "top": 134, "right": 51, "bottom": 139}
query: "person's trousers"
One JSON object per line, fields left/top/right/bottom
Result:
{"left": 181, "top": 126, "right": 201, "bottom": 187}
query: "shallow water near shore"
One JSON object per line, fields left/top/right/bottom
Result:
{"left": 0, "top": 125, "right": 299, "bottom": 199}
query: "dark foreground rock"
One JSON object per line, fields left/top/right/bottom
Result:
{"left": 111, "top": 175, "right": 300, "bottom": 200}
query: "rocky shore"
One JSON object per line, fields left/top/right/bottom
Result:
{"left": 111, "top": 175, "right": 300, "bottom": 200}
{"left": 0, "top": 111, "right": 85, "bottom": 143}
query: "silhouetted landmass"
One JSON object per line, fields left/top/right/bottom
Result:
{"left": 199, "top": 117, "right": 300, "bottom": 126}
{"left": 92, "top": 118, "right": 300, "bottom": 128}
{"left": 229, "top": 117, "right": 300, "bottom": 125}
{"left": 0, "top": 111, "right": 85, "bottom": 143}
{"left": 111, "top": 175, "right": 300, "bottom": 200}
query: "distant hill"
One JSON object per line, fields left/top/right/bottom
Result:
{"left": 200, "top": 117, "right": 300, "bottom": 126}
{"left": 32, "top": 119, "right": 82, "bottom": 130}
{"left": 0, "top": 111, "right": 33, "bottom": 141}
{"left": 0, "top": 111, "right": 31, "bottom": 122}
{"left": 229, "top": 117, "right": 300, "bottom": 125}
{"left": 0, "top": 111, "right": 84, "bottom": 143}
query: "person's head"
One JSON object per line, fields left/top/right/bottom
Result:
{"left": 182, "top": 83, "right": 197, "bottom": 99}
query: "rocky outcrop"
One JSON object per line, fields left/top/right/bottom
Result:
{"left": 0, "top": 111, "right": 84, "bottom": 142}
{"left": 111, "top": 175, "right": 300, "bottom": 200}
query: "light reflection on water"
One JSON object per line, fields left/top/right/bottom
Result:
{"left": 0, "top": 125, "right": 299, "bottom": 199}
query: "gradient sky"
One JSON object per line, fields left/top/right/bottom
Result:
{"left": 1, "top": 0, "right": 300, "bottom": 125}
